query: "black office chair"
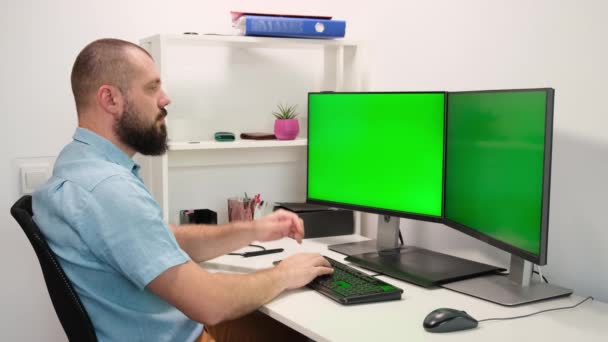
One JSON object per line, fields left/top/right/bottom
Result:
{"left": 11, "top": 195, "right": 98, "bottom": 342}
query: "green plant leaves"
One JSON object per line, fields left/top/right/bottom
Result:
{"left": 273, "top": 103, "right": 299, "bottom": 119}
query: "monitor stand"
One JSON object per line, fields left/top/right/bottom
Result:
{"left": 442, "top": 255, "right": 573, "bottom": 306}
{"left": 329, "top": 215, "right": 504, "bottom": 288}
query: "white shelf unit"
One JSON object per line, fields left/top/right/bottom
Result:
{"left": 136, "top": 34, "right": 366, "bottom": 223}
{"left": 168, "top": 138, "right": 308, "bottom": 151}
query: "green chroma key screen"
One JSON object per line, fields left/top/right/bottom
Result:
{"left": 445, "top": 90, "right": 550, "bottom": 256}
{"left": 307, "top": 92, "right": 445, "bottom": 218}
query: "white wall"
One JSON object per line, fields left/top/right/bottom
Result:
{"left": 1, "top": 1, "right": 606, "bottom": 340}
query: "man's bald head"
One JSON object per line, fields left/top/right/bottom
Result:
{"left": 70, "top": 38, "right": 152, "bottom": 114}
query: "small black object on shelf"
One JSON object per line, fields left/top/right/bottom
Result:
{"left": 240, "top": 132, "right": 276, "bottom": 140}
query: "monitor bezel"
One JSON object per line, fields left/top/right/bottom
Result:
{"left": 306, "top": 91, "right": 447, "bottom": 224}
{"left": 443, "top": 88, "right": 554, "bottom": 265}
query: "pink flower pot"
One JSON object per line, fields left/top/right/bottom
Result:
{"left": 274, "top": 119, "right": 299, "bottom": 140}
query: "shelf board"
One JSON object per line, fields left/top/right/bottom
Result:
{"left": 168, "top": 138, "right": 307, "bottom": 151}
{"left": 141, "top": 33, "right": 359, "bottom": 49}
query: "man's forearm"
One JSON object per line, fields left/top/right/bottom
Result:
{"left": 147, "top": 260, "right": 288, "bottom": 326}
{"left": 206, "top": 268, "right": 287, "bottom": 322}
{"left": 172, "top": 221, "right": 256, "bottom": 262}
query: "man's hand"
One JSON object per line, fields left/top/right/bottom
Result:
{"left": 275, "top": 253, "right": 333, "bottom": 290}
{"left": 252, "top": 209, "right": 305, "bottom": 243}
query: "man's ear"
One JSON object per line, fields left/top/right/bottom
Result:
{"left": 97, "top": 85, "right": 125, "bottom": 118}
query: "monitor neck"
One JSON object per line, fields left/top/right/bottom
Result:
{"left": 376, "top": 215, "right": 400, "bottom": 250}
{"left": 508, "top": 254, "right": 533, "bottom": 287}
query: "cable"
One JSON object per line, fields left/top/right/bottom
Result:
{"left": 537, "top": 265, "right": 547, "bottom": 283}
{"left": 533, "top": 270, "right": 549, "bottom": 283}
{"left": 495, "top": 266, "right": 548, "bottom": 283}
{"left": 228, "top": 244, "right": 267, "bottom": 256}
{"left": 398, "top": 230, "right": 404, "bottom": 246}
{"left": 248, "top": 244, "right": 266, "bottom": 251}
{"left": 477, "top": 296, "right": 594, "bottom": 323}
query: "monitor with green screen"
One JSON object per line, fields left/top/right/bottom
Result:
{"left": 307, "top": 89, "right": 567, "bottom": 303}
{"left": 307, "top": 92, "right": 445, "bottom": 220}
{"left": 445, "top": 89, "right": 553, "bottom": 265}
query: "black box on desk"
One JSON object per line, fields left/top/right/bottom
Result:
{"left": 179, "top": 209, "right": 217, "bottom": 224}
{"left": 274, "top": 202, "right": 354, "bottom": 238}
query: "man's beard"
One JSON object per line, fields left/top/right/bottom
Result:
{"left": 114, "top": 100, "right": 168, "bottom": 156}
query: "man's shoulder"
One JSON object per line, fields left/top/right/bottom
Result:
{"left": 53, "top": 144, "right": 137, "bottom": 192}
{"left": 56, "top": 159, "right": 133, "bottom": 191}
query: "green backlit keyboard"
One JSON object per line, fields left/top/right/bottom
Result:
{"left": 308, "top": 256, "right": 403, "bottom": 305}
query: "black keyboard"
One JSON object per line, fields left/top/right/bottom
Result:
{"left": 308, "top": 257, "right": 404, "bottom": 305}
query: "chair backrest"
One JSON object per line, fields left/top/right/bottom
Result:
{"left": 11, "top": 195, "right": 98, "bottom": 342}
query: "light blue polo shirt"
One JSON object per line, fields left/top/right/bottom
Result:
{"left": 33, "top": 128, "right": 203, "bottom": 342}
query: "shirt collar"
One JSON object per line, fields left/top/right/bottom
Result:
{"left": 73, "top": 127, "right": 141, "bottom": 175}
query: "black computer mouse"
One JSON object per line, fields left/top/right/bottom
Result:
{"left": 423, "top": 308, "right": 478, "bottom": 333}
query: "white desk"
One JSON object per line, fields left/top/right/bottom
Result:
{"left": 202, "top": 235, "right": 608, "bottom": 342}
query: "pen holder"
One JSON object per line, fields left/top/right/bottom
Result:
{"left": 227, "top": 197, "right": 255, "bottom": 222}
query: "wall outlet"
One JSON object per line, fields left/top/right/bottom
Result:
{"left": 19, "top": 162, "right": 52, "bottom": 195}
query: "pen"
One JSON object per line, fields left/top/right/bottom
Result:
{"left": 242, "top": 248, "right": 284, "bottom": 258}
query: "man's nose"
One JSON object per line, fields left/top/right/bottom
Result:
{"left": 159, "top": 89, "right": 171, "bottom": 107}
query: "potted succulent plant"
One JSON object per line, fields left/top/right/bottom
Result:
{"left": 273, "top": 103, "right": 300, "bottom": 140}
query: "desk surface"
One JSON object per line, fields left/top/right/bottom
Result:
{"left": 202, "top": 235, "right": 608, "bottom": 342}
